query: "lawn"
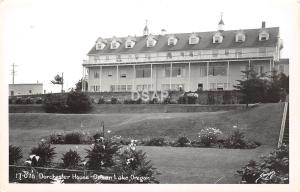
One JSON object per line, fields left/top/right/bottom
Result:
{"left": 9, "top": 103, "right": 285, "bottom": 183}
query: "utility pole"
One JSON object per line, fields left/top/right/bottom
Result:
{"left": 61, "top": 72, "right": 64, "bottom": 93}
{"left": 11, "top": 63, "right": 17, "bottom": 84}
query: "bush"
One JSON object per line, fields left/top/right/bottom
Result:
{"left": 144, "top": 137, "right": 168, "bottom": 146}
{"left": 66, "top": 91, "right": 92, "bottom": 113}
{"left": 15, "top": 97, "right": 24, "bottom": 104}
{"left": 35, "top": 97, "right": 43, "bottom": 104}
{"left": 64, "top": 132, "right": 83, "bottom": 144}
{"left": 25, "top": 97, "right": 34, "bottom": 104}
{"left": 223, "top": 129, "right": 259, "bottom": 149}
{"left": 177, "top": 96, "right": 186, "bottom": 104}
{"left": 85, "top": 138, "right": 121, "bottom": 170}
{"left": 9, "top": 145, "right": 23, "bottom": 165}
{"left": 198, "top": 127, "right": 222, "bottom": 147}
{"left": 43, "top": 94, "right": 68, "bottom": 113}
{"left": 237, "top": 144, "right": 289, "bottom": 184}
{"left": 9, "top": 98, "right": 13, "bottom": 104}
{"left": 114, "top": 144, "right": 160, "bottom": 183}
{"left": 110, "top": 97, "right": 118, "bottom": 104}
{"left": 61, "top": 149, "right": 81, "bottom": 169}
{"left": 30, "top": 142, "right": 56, "bottom": 167}
{"left": 48, "top": 133, "right": 65, "bottom": 144}
{"left": 98, "top": 97, "right": 105, "bottom": 104}
{"left": 173, "top": 136, "right": 191, "bottom": 147}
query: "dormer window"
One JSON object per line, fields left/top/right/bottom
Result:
{"left": 189, "top": 34, "right": 199, "bottom": 44}
{"left": 125, "top": 40, "right": 135, "bottom": 48}
{"left": 110, "top": 38, "right": 120, "bottom": 49}
{"left": 168, "top": 36, "right": 178, "bottom": 46}
{"left": 95, "top": 38, "right": 106, "bottom": 50}
{"left": 259, "top": 30, "right": 269, "bottom": 41}
{"left": 146, "top": 35, "right": 157, "bottom": 47}
{"left": 235, "top": 32, "right": 246, "bottom": 42}
{"left": 213, "top": 32, "right": 223, "bottom": 43}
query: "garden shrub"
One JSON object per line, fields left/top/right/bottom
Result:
{"left": 177, "top": 96, "right": 186, "bottom": 104}
{"left": 66, "top": 91, "right": 92, "bottom": 113}
{"left": 30, "top": 142, "right": 56, "bottom": 167}
{"left": 61, "top": 149, "right": 81, "bottom": 169}
{"left": 198, "top": 127, "right": 222, "bottom": 147}
{"left": 114, "top": 142, "right": 160, "bottom": 183}
{"left": 9, "top": 145, "right": 23, "bottom": 165}
{"left": 43, "top": 94, "right": 68, "bottom": 113}
{"left": 15, "top": 97, "right": 24, "bottom": 104}
{"left": 48, "top": 133, "right": 65, "bottom": 144}
{"left": 98, "top": 97, "right": 105, "bottom": 104}
{"left": 237, "top": 144, "right": 289, "bottom": 184}
{"left": 35, "top": 97, "right": 43, "bottom": 104}
{"left": 173, "top": 136, "right": 191, "bottom": 147}
{"left": 110, "top": 97, "right": 118, "bottom": 104}
{"left": 143, "top": 137, "right": 168, "bottom": 146}
{"left": 9, "top": 98, "right": 13, "bottom": 104}
{"left": 223, "top": 129, "right": 259, "bottom": 149}
{"left": 85, "top": 138, "right": 121, "bottom": 170}
{"left": 64, "top": 132, "right": 84, "bottom": 144}
{"left": 25, "top": 97, "right": 34, "bottom": 104}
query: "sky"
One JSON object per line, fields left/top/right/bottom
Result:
{"left": 0, "top": 0, "right": 298, "bottom": 93}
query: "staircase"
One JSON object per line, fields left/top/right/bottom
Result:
{"left": 278, "top": 102, "right": 289, "bottom": 147}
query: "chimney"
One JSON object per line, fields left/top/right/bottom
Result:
{"left": 262, "top": 21, "right": 266, "bottom": 28}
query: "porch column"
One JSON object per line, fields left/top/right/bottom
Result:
{"left": 86, "top": 67, "right": 89, "bottom": 92}
{"left": 227, "top": 61, "right": 230, "bottom": 90}
{"left": 170, "top": 63, "right": 172, "bottom": 90}
{"left": 188, "top": 62, "right": 191, "bottom": 91}
{"left": 116, "top": 65, "right": 119, "bottom": 92}
{"left": 82, "top": 66, "right": 85, "bottom": 92}
{"left": 151, "top": 63, "right": 153, "bottom": 90}
{"left": 133, "top": 65, "right": 136, "bottom": 91}
{"left": 206, "top": 62, "right": 209, "bottom": 90}
{"left": 269, "top": 59, "right": 272, "bottom": 73}
{"left": 99, "top": 66, "right": 102, "bottom": 92}
{"left": 248, "top": 60, "right": 251, "bottom": 69}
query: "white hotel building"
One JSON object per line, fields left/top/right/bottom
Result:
{"left": 82, "top": 18, "right": 288, "bottom": 92}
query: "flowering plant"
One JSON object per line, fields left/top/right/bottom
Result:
{"left": 198, "top": 127, "right": 222, "bottom": 147}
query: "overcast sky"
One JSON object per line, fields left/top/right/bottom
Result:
{"left": 0, "top": 0, "right": 298, "bottom": 93}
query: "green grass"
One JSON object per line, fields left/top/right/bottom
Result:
{"left": 9, "top": 103, "right": 285, "bottom": 183}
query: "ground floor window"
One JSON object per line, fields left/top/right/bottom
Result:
{"left": 110, "top": 85, "right": 132, "bottom": 92}
{"left": 209, "top": 83, "right": 230, "bottom": 90}
{"left": 208, "top": 63, "right": 227, "bottom": 76}
{"left": 136, "top": 65, "right": 151, "bottom": 78}
{"left": 90, "top": 85, "right": 100, "bottom": 92}
{"left": 161, "top": 84, "right": 184, "bottom": 91}
{"left": 136, "top": 84, "right": 152, "bottom": 91}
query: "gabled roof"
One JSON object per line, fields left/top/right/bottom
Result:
{"left": 88, "top": 27, "right": 279, "bottom": 55}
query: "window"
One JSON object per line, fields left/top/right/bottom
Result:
{"left": 146, "top": 54, "right": 151, "bottom": 60}
{"left": 236, "top": 33, "right": 246, "bottom": 42}
{"left": 167, "top": 52, "right": 172, "bottom": 59}
{"left": 136, "top": 65, "right": 151, "bottom": 78}
{"left": 96, "top": 42, "right": 105, "bottom": 50}
{"left": 125, "top": 40, "right": 135, "bottom": 48}
{"left": 208, "top": 63, "right": 227, "bottom": 76}
{"left": 135, "top": 54, "right": 139, "bottom": 60}
{"left": 235, "top": 49, "right": 242, "bottom": 57}
{"left": 259, "top": 31, "right": 269, "bottom": 41}
{"left": 107, "top": 71, "right": 113, "bottom": 77}
{"left": 189, "top": 35, "right": 199, "bottom": 44}
{"left": 110, "top": 40, "right": 120, "bottom": 49}
{"left": 116, "top": 55, "right": 122, "bottom": 62}
{"left": 105, "top": 55, "right": 109, "bottom": 61}
{"left": 147, "top": 36, "right": 156, "bottom": 47}
{"left": 180, "top": 52, "right": 185, "bottom": 57}
{"left": 254, "top": 65, "right": 264, "bottom": 75}
{"left": 161, "top": 84, "right": 184, "bottom": 91}
{"left": 200, "top": 65, "right": 207, "bottom": 77}
{"left": 209, "top": 83, "right": 216, "bottom": 90}
{"left": 189, "top": 51, "right": 194, "bottom": 57}
{"left": 127, "top": 85, "right": 132, "bottom": 91}
{"left": 213, "top": 32, "right": 223, "bottom": 43}
{"left": 120, "top": 73, "right": 126, "bottom": 78}
{"left": 29, "top": 90, "right": 32, "bottom": 94}
{"left": 91, "top": 85, "right": 100, "bottom": 92}
{"left": 168, "top": 36, "right": 177, "bottom": 46}
{"left": 136, "top": 84, "right": 152, "bottom": 91}
{"left": 94, "top": 71, "right": 99, "bottom": 78}
{"left": 258, "top": 47, "right": 266, "bottom": 56}
{"left": 164, "top": 65, "right": 184, "bottom": 77}
{"left": 225, "top": 49, "right": 230, "bottom": 56}
{"left": 212, "top": 50, "right": 218, "bottom": 57}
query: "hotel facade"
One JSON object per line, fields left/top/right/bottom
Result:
{"left": 82, "top": 18, "right": 289, "bottom": 92}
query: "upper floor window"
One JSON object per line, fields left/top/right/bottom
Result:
{"left": 125, "top": 39, "right": 135, "bottom": 48}
{"left": 235, "top": 32, "right": 246, "bottom": 42}
{"left": 110, "top": 38, "right": 120, "bottom": 49}
{"left": 167, "top": 52, "right": 172, "bottom": 59}
{"left": 146, "top": 35, "right": 157, "bottom": 47}
{"left": 213, "top": 32, "right": 223, "bottom": 43}
{"left": 212, "top": 50, "right": 218, "bottom": 57}
{"left": 189, "top": 34, "right": 199, "bottom": 44}
{"left": 116, "top": 55, "right": 122, "bottom": 62}
{"left": 95, "top": 37, "right": 106, "bottom": 50}
{"left": 168, "top": 36, "right": 178, "bottom": 46}
{"left": 94, "top": 71, "right": 99, "bottom": 78}
{"left": 259, "top": 30, "right": 269, "bottom": 41}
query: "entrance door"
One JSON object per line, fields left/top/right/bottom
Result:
{"left": 198, "top": 83, "right": 203, "bottom": 91}
{"left": 10, "top": 91, "right": 14, "bottom": 96}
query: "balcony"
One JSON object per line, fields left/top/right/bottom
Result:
{"left": 83, "top": 50, "right": 275, "bottom": 65}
